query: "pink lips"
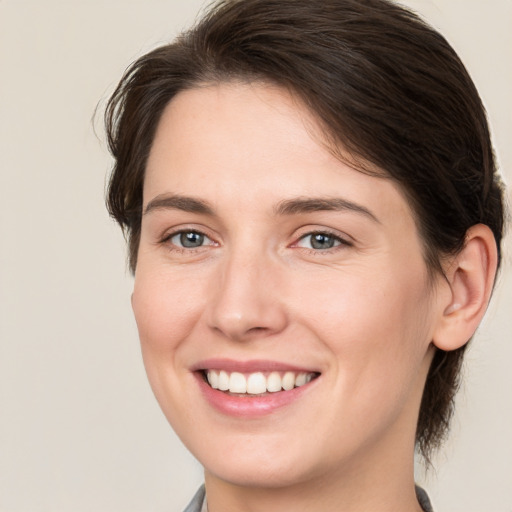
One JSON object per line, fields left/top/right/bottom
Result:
{"left": 192, "top": 359, "right": 320, "bottom": 417}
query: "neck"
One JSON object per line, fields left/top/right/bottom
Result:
{"left": 204, "top": 436, "right": 424, "bottom": 512}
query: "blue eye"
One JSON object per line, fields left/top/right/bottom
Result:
{"left": 297, "top": 232, "right": 344, "bottom": 250}
{"left": 169, "top": 231, "right": 212, "bottom": 248}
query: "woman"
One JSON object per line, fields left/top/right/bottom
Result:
{"left": 104, "top": 0, "right": 505, "bottom": 510}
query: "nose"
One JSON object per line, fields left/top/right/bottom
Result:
{"left": 206, "top": 250, "right": 288, "bottom": 342}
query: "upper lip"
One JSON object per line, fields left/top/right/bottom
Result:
{"left": 191, "top": 358, "right": 320, "bottom": 374}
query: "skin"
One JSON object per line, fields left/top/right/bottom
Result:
{"left": 132, "top": 82, "right": 494, "bottom": 512}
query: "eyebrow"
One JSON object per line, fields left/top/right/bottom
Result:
{"left": 274, "top": 197, "right": 380, "bottom": 223}
{"left": 144, "top": 193, "right": 379, "bottom": 223}
{"left": 144, "top": 194, "right": 215, "bottom": 216}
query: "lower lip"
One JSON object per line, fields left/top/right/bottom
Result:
{"left": 194, "top": 372, "right": 317, "bottom": 417}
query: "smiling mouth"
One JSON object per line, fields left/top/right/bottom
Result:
{"left": 202, "top": 370, "right": 320, "bottom": 396}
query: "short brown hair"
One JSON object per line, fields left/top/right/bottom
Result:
{"left": 104, "top": 0, "right": 505, "bottom": 461}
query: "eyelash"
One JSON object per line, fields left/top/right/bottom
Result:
{"left": 159, "top": 229, "right": 352, "bottom": 254}
{"left": 159, "top": 229, "right": 217, "bottom": 253}
{"left": 293, "top": 230, "right": 353, "bottom": 253}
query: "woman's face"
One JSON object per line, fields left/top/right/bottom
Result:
{"left": 133, "top": 83, "right": 442, "bottom": 489}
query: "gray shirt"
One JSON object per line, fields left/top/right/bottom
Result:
{"left": 183, "top": 485, "right": 434, "bottom": 512}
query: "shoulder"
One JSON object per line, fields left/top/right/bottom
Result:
{"left": 182, "top": 485, "right": 206, "bottom": 512}
{"left": 416, "top": 485, "right": 434, "bottom": 512}
{"left": 183, "top": 484, "right": 432, "bottom": 511}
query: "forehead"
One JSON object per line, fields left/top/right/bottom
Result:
{"left": 144, "top": 82, "right": 414, "bottom": 224}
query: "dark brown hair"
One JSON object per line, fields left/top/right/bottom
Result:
{"left": 104, "top": 0, "right": 505, "bottom": 461}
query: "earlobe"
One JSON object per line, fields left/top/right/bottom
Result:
{"left": 433, "top": 224, "right": 498, "bottom": 352}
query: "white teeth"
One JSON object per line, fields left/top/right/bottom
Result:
{"left": 218, "top": 370, "right": 229, "bottom": 391}
{"left": 208, "top": 369, "right": 219, "bottom": 389}
{"left": 229, "top": 372, "right": 247, "bottom": 393}
{"left": 205, "top": 369, "right": 316, "bottom": 394}
{"left": 295, "top": 373, "right": 307, "bottom": 387}
{"left": 282, "top": 371, "right": 295, "bottom": 390}
{"left": 266, "top": 371, "right": 282, "bottom": 392}
{"left": 247, "top": 372, "right": 267, "bottom": 395}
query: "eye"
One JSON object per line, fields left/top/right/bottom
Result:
{"left": 168, "top": 230, "right": 214, "bottom": 249}
{"left": 296, "top": 232, "right": 348, "bottom": 250}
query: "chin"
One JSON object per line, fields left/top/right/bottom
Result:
{"left": 203, "top": 455, "right": 321, "bottom": 490}
{"left": 182, "top": 424, "right": 347, "bottom": 491}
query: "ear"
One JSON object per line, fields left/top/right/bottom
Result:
{"left": 433, "top": 224, "right": 498, "bottom": 351}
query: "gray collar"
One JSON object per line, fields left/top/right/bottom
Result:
{"left": 184, "top": 484, "right": 434, "bottom": 512}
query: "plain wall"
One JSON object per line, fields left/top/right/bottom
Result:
{"left": 0, "top": 1, "right": 510, "bottom": 511}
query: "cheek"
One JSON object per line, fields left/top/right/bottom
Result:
{"left": 292, "top": 263, "right": 434, "bottom": 385}
{"left": 131, "top": 267, "right": 210, "bottom": 426}
{"left": 296, "top": 262, "right": 431, "bottom": 331}
{"left": 301, "top": 270, "right": 434, "bottom": 442}
{"left": 131, "top": 266, "right": 207, "bottom": 353}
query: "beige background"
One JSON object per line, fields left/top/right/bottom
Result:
{"left": 0, "top": 1, "right": 510, "bottom": 510}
